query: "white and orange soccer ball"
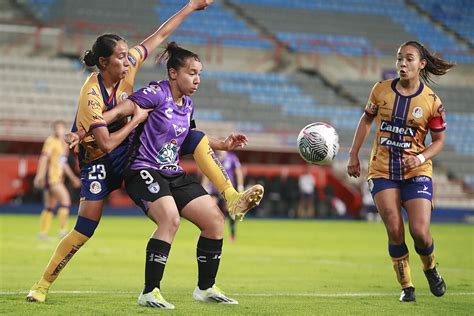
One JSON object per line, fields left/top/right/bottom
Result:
{"left": 297, "top": 122, "right": 339, "bottom": 165}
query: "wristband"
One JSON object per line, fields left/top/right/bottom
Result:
{"left": 416, "top": 154, "right": 426, "bottom": 164}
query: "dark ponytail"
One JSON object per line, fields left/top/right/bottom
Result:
{"left": 401, "top": 41, "right": 455, "bottom": 84}
{"left": 82, "top": 33, "right": 125, "bottom": 69}
{"left": 157, "top": 41, "right": 200, "bottom": 75}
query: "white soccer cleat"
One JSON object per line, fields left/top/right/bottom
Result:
{"left": 138, "top": 288, "right": 175, "bottom": 309}
{"left": 192, "top": 285, "right": 238, "bottom": 304}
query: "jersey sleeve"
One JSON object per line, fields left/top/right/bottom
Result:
{"left": 76, "top": 93, "right": 106, "bottom": 132}
{"left": 364, "top": 82, "right": 380, "bottom": 117}
{"left": 127, "top": 45, "right": 148, "bottom": 74}
{"left": 128, "top": 83, "right": 165, "bottom": 109}
{"left": 428, "top": 95, "right": 446, "bottom": 132}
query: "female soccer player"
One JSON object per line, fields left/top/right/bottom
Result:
{"left": 122, "top": 42, "right": 263, "bottom": 308}
{"left": 347, "top": 41, "right": 454, "bottom": 302}
{"left": 34, "top": 120, "right": 81, "bottom": 239}
{"left": 27, "top": 0, "right": 215, "bottom": 303}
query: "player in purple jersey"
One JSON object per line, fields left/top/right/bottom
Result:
{"left": 202, "top": 151, "right": 244, "bottom": 242}
{"left": 120, "top": 42, "right": 263, "bottom": 308}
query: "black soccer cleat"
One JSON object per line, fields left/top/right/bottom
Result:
{"left": 399, "top": 287, "right": 416, "bottom": 302}
{"left": 424, "top": 267, "right": 446, "bottom": 297}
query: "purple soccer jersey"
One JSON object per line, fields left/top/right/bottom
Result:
{"left": 127, "top": 80, "right": 194, "bottom": 176}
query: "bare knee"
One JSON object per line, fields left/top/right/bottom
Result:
{"left": 201, "top": 213, "right": 224, "bottom": 239}
{"left": 381, "top": 209, "right": 404, "bottom": 244}
{"left": 409, "top": 226, "right": 431, "bottom": 247}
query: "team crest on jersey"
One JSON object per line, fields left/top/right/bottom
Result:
{"left": 127, "top": 53, "right": 137, "bottom": 67}
{"left": 156, "top": 139, "right": 178, "bottom": 164}
{"left": 412, "top": 107, "right": 423, "bottom": 118}
{"left": 90, "top": 181, "right": 102, "bottom": 194}
{"left": 119, "top": 92, "right": 128, "bottom": 102}
{"left": 173, "top": 124, "right": 187, "bottom": 136}
{"left": 147, "top": 182, "right": 160, "bottom": 194}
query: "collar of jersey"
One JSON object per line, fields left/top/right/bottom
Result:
{"left": 391, "top": 78, "right": 424, "bottom": 98}
{"left": 98, "top": 73, "right": 120, "bottom": 110}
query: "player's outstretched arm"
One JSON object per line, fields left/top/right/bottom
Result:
{"left": 347, "top": 113, "right": 374, "bottom": 178}
{"left": 141, "top": 0, "right": 213, "bottom": 54}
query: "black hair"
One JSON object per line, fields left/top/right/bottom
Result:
{"left": 400, "top": 41, "right": 455, "bottom": 84}
{"left": 157, "top": 41, "right": 200, "bottom": 76}
{"left": 82, "top": 33, "right": 125, "bottom": 70}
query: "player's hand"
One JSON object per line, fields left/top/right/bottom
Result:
{"left": 223, "top": 133, "right": 248, "bottom": 150}
{"left": 347, "top": 155, "right": 361, "bottom": 178}
{"left": 189, "top": 0, "right": 213, "bottom": 11}
{"left": 404, "top": 154, "right": 422, "bottom": 170}
{"left": 65, "top": 132, "right": 80, "bottom": 149}
{"left": 33, "top": 176, "right": 45, "bottom": 189}
{"left": 132, "top": 105, "right": 152, "bottom": 124}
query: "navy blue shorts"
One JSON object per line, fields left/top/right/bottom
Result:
{"left": 368, "top": 176, "right": 433, "bottom": 203}
{"left": 79, "top": 145, "right": 128, "bottom": 201}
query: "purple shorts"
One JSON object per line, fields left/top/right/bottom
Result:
{"left": 368, "top": 176, "right": 433, "bottom": 202}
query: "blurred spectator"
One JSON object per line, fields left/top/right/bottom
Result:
{"left": 298, "top": 167, "right": 315, "bottom": 218}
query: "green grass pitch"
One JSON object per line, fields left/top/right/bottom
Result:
{"left": 1, "top": 214, "right": 473, "bottom": 315}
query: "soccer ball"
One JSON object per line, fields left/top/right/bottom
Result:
{"left": 296, "top": 122, "right": 339, "bottom": 165}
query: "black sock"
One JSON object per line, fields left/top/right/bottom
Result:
{"left": 143, "top": 239, "right": 171, "bottom": 294}
{"left": 197, "top": 236, "right": 223, "bottom": 290}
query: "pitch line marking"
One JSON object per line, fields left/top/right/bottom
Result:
{"left": 1, "top": 291, "right": 473, "bottom": 297}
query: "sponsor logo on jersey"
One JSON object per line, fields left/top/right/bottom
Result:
{"left": 159, "top": 164, "right": 180, "bottom": 172}
{"left": 92, "top": 114, "right": 104, "bottom": 121}
{"left": 90, "top": 181, "right": 102, "bottom": 194}
{"left": 127, "top": 53, "right": 137, "bottom": 67}
{"left": 380, "top": 137, "right": 412, "bottom": 149}
{"left": 366, "top": 101, "right": 377, "bottom": 113}
{"left": 380, "top": 121, "right": 417, "bottom": 137}
{"left": 429, "top": 93, "right": 438, "bottom": 102}
{"left": 87, "top": 88, "right": 99, "bottom": 97}
{"left": 165, "top": 108, "right": 173, "bottom": 119}
{"left": 413, "top": 176, "right": 430, "bottom": 183}
{"left": 147, "top": 182, "right": 160, "bottom": 194}
{"left": 88, "top": 99, "right": 101, "bottom": 110}
{"left": 173, "top": 124, "right": 187, "bottom": 136}
{"left": 417, "top": 184, "right": 431, "bottom": 196}
{"left": 165, "top": 96, "right": 173, "bottom": 102}
{"left": 156, "top": 139, "right": 178, "bottom": 164}
{"left": 412, "top": 106, "right": 423, "bottom": 118}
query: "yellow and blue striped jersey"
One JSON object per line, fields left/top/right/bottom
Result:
{"left": 365, "top": 78, "right": 446, "bottom": 180}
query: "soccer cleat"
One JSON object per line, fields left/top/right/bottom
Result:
{"left": 192, "top": 285, "right": 238, "bottom": 304}
{"left": 26, "top": 282, "right": 50, "bottom": 303}
{"left": 424, "top": 267, "right": 446, "bottom": 297}
{"left": 399, "top": 286, "right": 416, "bottom": 302}
{"left": 227, "top": 185, "right": 264, "bottom": 221}
{"left": 138, "top": 288, "right": 175, "bottom": 309}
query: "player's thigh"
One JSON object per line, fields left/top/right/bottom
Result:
{"left": 181, "top": 195, "right": 224, "bottom": 233}
{"left": 373, "top": 188, "right": 404, "bottom": 236}
{"left": 77, "top": 199, "right": 104, "bottom": 222}
{"left": 404, "top": 198, "right": 432, "bottom": 238}
{"left": 147, "top": 196, "right": 180, "bottom": 228}
{"left": 49, "top": 183, "right": 71, "bottom": 206}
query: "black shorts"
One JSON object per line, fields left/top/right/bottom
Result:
{"left": 124, "top": 168, "right": 208, "bottom": 213}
